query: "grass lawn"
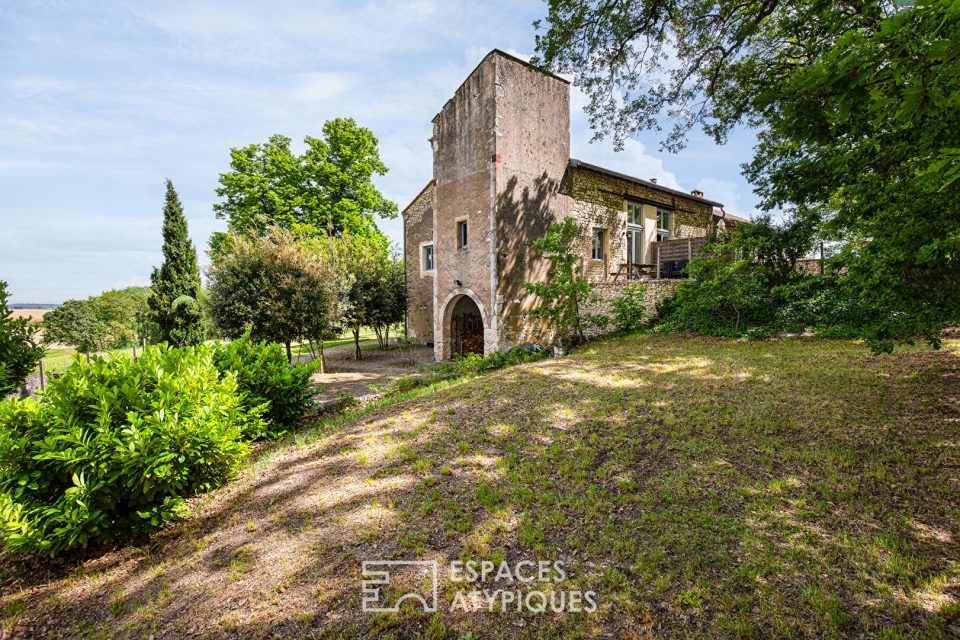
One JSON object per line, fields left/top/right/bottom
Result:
{"left": 1, "top": 334, "right": 957, "bottom": 639}
{"left": 35, "top": 331, "right": 385, "bottom": 373}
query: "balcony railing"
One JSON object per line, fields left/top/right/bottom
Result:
{"left": 650, "top": 236, "right": 709, "bottom": 279}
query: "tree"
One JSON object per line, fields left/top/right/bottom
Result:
{"left": 41, "top": 299, "right": 107, "bottom": 354}
{"left": 335, "top": 234, "right": 393, "bottom": 360}
{"left": 369, "top": 255, "right": 406, "bottom": 350}
{"left": 97, "top": 287, "right": 155, "bottom": 348}
{"left": 655, "top": 215, "right": 816, "bottom": 334}
{"left": 0, "top": 282, "right": 44, "bottom": 395}
{"left": 40, "top": 288, "right": 155, "bottom": 355}
{"left": 535, "top": 0, "right": 960, "bottom": 350}
{"left": 523, "top": 217, "right": 594, "bottom": 348}
{"left": 149, "top": 180, "right": 205, "bottom": 347}
{"left": 211, "top": 118, "right": 397, "bottom": 255}
{"left": 207, "top": 229, "right": 341, "bottom": 364}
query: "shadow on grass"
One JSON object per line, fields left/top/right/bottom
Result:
{"left": 2, "top": 335, "right": 958, "bottom": 639}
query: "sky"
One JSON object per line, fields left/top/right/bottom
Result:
{"left": 0, "top": 0, "right": 761, "bottom": 304}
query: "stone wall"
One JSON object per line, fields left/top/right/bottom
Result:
{"left": 430, "top": 53, "right": 500, "bottom": 359}
{"left": 564, "top": 166, "right": 716, "bottom": 284}
{"left": 403, "top": 181, "right": 435, "bottom": 343}
{"left": 583, "top": 280, "right": 680, "bottom": 335}
{"left": 497, "top": 165, "right": 709, "bottom": 347}
{"left": 510, "top": 279, "right": 682, "bottom": 345}
{"left": 493, "top": 52, "right": 572, "bottom": 348}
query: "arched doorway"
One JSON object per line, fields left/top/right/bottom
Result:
{"left": 449, "top": 295, "right": 484, "bottom": 357}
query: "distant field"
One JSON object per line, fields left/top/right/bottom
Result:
{"left": 10, "top": 308, "right": 51, "bottom": 324}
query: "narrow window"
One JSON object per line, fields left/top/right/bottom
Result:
{"left": 626, "top": 201, "right": 643, "bottom": 226}
{"left": 591, "top": 228, "right": 606, "bottom": 260}
{"left": 457, "top": 220, "right": 468, "bottom": 249}
{"left": 656, "top": 210, "right": 671, "bottom": 241}
{"left": 422, "top": 244, "right": 434, "bottom": 272}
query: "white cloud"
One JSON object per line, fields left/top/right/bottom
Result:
{"left": 287, "top": 72, "right": 357, "bottom": 104}
{"left": 695, "top": 178, "right": 748, "bottom": 216}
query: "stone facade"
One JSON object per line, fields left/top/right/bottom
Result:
{"left": 402, "top": 50, "right": 724, "bottom": 358}
{"left": 402, "top": 181, "right": 435, "bottom": 342}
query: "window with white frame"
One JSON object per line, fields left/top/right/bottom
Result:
{"left": 591, "top": 228, "right": 606, "bottom": 260}
{"left": 626, "top": 201, "right": 644, "bottom": 277}
{"left": 456, "top": 220, "right": 468, "bottom": 249}
{"left": 656, "top": 209, "right": 671, "bottom": 241}
{"left": 422, "top": 244, "right": 434, "bottom": 272}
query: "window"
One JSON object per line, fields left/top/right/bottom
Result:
{"left": 422, "top": 244, "right": 434, "bottom": 272}
{"left": 591, "top": 228, "right": 606, "bottom": 260}
{"left": 626, "top": 201, "right": 644, "bottom": 276}
{"left": 456, "top": 220, "right": 468, "bottom": 249}
{"left": 656, "top": 210, "right": 671, "bottom": 241}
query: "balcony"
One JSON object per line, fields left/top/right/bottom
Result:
{"left": 650, "top": 236, "right": 709, "bottom": 279}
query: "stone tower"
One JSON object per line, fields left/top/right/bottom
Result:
{"left": 428, "top": 50, "right": 571, "bottom": 360}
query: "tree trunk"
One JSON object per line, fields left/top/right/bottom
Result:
{"left": 353, "top": 327, "right": 363, "bottom": 360}
{"left": 385, "top": 325, "right": 390, "bottom": 349}
{"left": 374, "top": 325, "right": 384, "bottom": 350}
{"left": 318, "top": 339, "right": 325, "bottom": 374}
{"left": 285, "top": 340, "right": 292, "bottom": 364}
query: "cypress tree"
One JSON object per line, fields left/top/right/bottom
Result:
{"left": 149, "top": 180, "right": 205, "bottom": 347}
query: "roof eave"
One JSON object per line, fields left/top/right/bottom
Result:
{"left": 568, "top": 158, "right": 725, "bottom": 208}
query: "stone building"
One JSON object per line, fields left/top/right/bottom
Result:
{"left": 403, "top": 49, "right": 733, "bottom": 360}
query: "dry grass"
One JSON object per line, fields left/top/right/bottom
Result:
{"left": 1, "top": 334, "right": 958, "bottom": 639}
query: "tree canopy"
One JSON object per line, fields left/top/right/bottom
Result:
{"left": 535, "top": 0, "right": 960, "bottom": 349}
{"left": 41, "top": 299, "right": 107, "bottom": 354}
{"left": 206, "top": 228, "right": 342, "bottom": 362}
{"left": 211, "top": 118, "right": 397, "bottom": 255}
{"left": 332, "top": 233, "right": 403, "bottom": 359}
{"left": 0, "top": 282, "right": 44, "bottom": 394}
{"left": 41, "top": 287, "right": 154, "bottom": 354}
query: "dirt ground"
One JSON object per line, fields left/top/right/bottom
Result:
{"left": 306, "top": 343, "right": 435, "bottom": 405}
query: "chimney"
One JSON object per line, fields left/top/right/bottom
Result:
{"left": 691, "top": 189, "right": 704, "bottom": 198}
{"left": 649, "top": 178, "right": 657, "bottom": 184}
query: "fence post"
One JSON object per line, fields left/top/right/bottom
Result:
{"left": 687, "top": 238, "right": 693, "bottom": 261}
{"left": 39, "top": 359, "right": 46, "bottom": 391}
{"left": 132, "top": 342, "right": 137, "bottom": 362}
{"left": 656, "top": 243, "right": 661, "bottom": 280}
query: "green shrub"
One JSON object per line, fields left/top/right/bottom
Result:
{"left": 213, "top": 332, "right": 317, "bottom": 435}
{"left": 0, "top": 282, "right": 44, "bottom": 395}
{"left": 0, "top": 344, "right": 258, "bottom": 556}
{"left": 655, "top": 215, "right": 816, "bottom": 337}
{"left": 609, "top": 283, "right": 649, "bottom": 332}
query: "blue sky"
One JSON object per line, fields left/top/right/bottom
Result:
{"left": 0, "top": 0, "right": 760, "bottom": 304}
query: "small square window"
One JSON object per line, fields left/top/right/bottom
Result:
{"left": 457, "top": 220, "right": 468, "bottom": 249}
{"left": 627, "top": 201, "right": 643, "bottom": 226}
{"left": 656, "top": 210, "right": 671, "bottom": 241}
{"left": 591, "top": 228, "right": 606, "bottom": 261}
{"left": 422, "top": 244, "right": 434, "bottom": 272}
